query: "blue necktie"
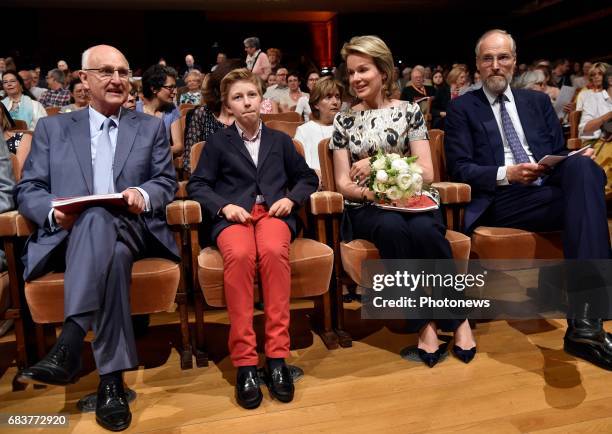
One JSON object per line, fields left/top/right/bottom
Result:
{"left": 93, "top": 118, "right": 116, "bottom": 194}
{"left": 497, "top": 95, "right": 530, "bottom": 164}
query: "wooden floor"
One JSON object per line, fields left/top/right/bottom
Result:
{"left": 1, "top": 301, "right": 612, "bottom": 434}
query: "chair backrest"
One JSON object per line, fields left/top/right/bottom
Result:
{"left": 292, "top": 139, "right": 305, "bottom": 157}
{"left": 569, "top": 110, "right": 582, "bottom": 139}
{"left": 45, "top": 106, "right": 61, "bottom": 116}
{"left": 190, "top": 141, "right": 206, "bottom": 173}
{"left": 179, "top": 103, "right": 196, "bottom": 117}
{"left": 261, "top": 112, "right": 302, "bottom": 123}
{"left": 8, "top": 120, "right": 28, "bottom": 130}
{"left": 265, "top": 120, "right": 302, "bottom": 138}
{"left": 428, "top": 129, "right": 447, "bottom": 182}
{"left": 318, "top": 130, "right": 448, "bottom": 191}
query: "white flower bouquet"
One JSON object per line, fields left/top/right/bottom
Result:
{"left": 367, "top": 150, "right": 425, "bottom": 205}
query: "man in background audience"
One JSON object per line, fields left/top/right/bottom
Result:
{"left": 551, "top": 58, "right": 572, "bottom": 88}
{"left": 18, "top": 70, "right": 45, "bottom": 100}
{"left": 16, "top": 44, "right": 179, "bottom": 431}
{"left": 39, "top": 68, "right": 70, "bottom": 108}
{"left": 244, "top": 36, "right": 271, "bottom": 81}
{"left": 211, "top": 52, "right": 226, "bottom": 72}
{"left": 263, "top": 67, "right": 289, "bottom": 102}
{"left": 182, "top": 54, "right": 201, "bottom": 79}
{"left": 445, "top": 29, "right": 612, "bottom": 371}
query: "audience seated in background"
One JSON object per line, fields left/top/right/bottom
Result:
{"left": 60, "top": 78, "right": 90, "bottom": 113}
{"left": 572, "top": 61, "right": 592, "bottom": 88}
{"left": 137, "top": 64, "right": 184, "bottom": 157}
{"left": 0, "top": 134, "right": 16, "bottom": 337}
{"left": 182, "top": 54, "right": 202, "bottom": 79}
{"left": 294, "top": 76, "right": 343, "bottom": 179}
{"left": 551, "top": 58, "right": 572, "bottom": 88}
{"left": 279, "top": 71, "right": 308, "bottom": 112}
{"left": 263, "top": 67, "right": 289, "bottom": 102}
{"left": 39, "top": 68, "right": 71, "bottom": 108}
{"left": 183, "top": 60, "right": 238, "bottom": 174}
{"left": 179, "top": 70, "right": 203, "bottom": 105}
{"left": 18, "top": 70, "right": 46, "bottom": 100}
{"left": 400, "top": 65, "right": 435, "bottom": 103}
{"left": 211, "top": 52, "right": 226, "bottom": 72}
{"left": 1, "top": 71, "right": 47, "bottom": 130}
{"left": 295, "top": 71, "right": 319, "bottom": 121}
{"left": 1, "top": 102, "right": 32, "bottom": 163}
{"left": 244, "top": 36, "right": 271, "bottom": 81}
{"left": 513, "top": 69, "right": 547, "bottom": 93}
{"left": 267, "top": 48, "right": 282, "bottom": 74}
{"left": 535, "top": 64, "right": 560, "bottom": 102}
{"left": 576, "top": 62, "right": 609, "bottom": 111}
{"left": 187, "top": 68, "right": 318, "bottom": 410}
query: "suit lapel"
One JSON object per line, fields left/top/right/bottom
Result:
{"left": 474, "top": 89, "right": 505, "bottom": 166}
{"left": 114, "top": 108, "right": 138, "bottom": 183}
{"left": 68, "top": 109, "right": 94, "bottom": 194}
{"left": 226, "top": 124, "right": 257, "bottom": 169}
{"left": 257, "top": 125, "right": 274, "bottom": 173}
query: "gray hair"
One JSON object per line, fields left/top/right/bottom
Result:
{"left": 411, "top": 65, "right": 425, "bottom": 76}
{"left": 513, "top": 69, "right": 545, "bottom": 89}
{"left": 243, "top": 37, "right": 260, "bottom": 50}
{"left": 475, "top": 29, "right": 517, "bottom": 58}
{"left": 48, "top": 68, "right": 65, "bottom": 84}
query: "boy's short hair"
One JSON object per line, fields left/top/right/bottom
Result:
{"left": 220, "top": 68, "right": 263, "bottom": 105}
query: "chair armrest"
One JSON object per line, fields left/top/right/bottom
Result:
{"left": 166, "top": 200, "right": 185, "bottom": 226}
{"left": 183, "top": 200, "right": 202, "bottom": 225}
{"left": 0, "top": 211, "right": 18, "bottom": 237}
{"left": 175, "top": 181, "right": 188, "bottom": 200}
{"left": 431, "top": 182, "right": 471, "bottom": 205}
{"left": 16, "top": 213, "right": 36, "bottom": 237}
{"left": 309, "top": 191, "right": 344, "bottom": 215}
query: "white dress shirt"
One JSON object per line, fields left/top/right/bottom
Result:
{"left": 482, "top": 85, "right": 536, "bottom": 184}
{"left": 234, "top": 120, "right": 265, "bottom": 204}
{"left": 579, "top": 90, "right": 612, "bottom": 140}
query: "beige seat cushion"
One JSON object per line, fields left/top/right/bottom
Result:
{"left": 198, "top": 238, "right": 333, "bottom": 307}
{"left": 24, "top": 258, "right": 180, "bottom": 324}
{"left": 340, "top": 230, "right": 470, "bottom": 285}
{"left": 471, "top": 227, "right": 563, "bottom": 270}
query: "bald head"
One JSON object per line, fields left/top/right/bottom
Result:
{"left": 82, "top": 45, "right": 129, "bottom": 70}
{"left": 475, "top": 29, "right": 516, "bottom": 58}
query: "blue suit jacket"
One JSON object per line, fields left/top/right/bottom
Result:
{"left": 15, "top": 108, "right": 179, "bottom": 279}
{"left": 444, "top": 87, "right": 565, "bottom": 231}
{"left": 187, "top": 123, "right": 319, "bottom": 244}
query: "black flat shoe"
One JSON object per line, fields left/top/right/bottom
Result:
{"left": 417, "top": 348, "right": 442, "bottom": 368}
{"left": 264, "top": 363, "right": 294, "bottom": 403}
{"left": 95, "top": 380, "right": 132, "bottom": 431}
{"left": 236, "top": 369, "right": 263, "bottom": 409}
{"left": 452, "top": 345, "right": 477, "bottom": 364}
{"left": 17, "top": 342, "right": 81, "bottom": 386}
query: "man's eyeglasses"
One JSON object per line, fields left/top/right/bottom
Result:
{"left": 478, "top": 54, "right": 514, "bottom": 66}
{"left": 161, "top": 85, "right": 177, "bottom": 91}
{"left": 83, "top": 66, "right": 131, "bottom": 79}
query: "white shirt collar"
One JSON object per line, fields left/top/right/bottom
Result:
{"left": 88, "top": 105, "right": 121, "bottom": 131}
{"left": 234, "top": 120, "right": 262, "bottom": 142}
{"left": 482, "top": 84, "right": 514, "bottom": 106}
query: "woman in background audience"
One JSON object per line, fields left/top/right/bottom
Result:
{"left": 180, "top": 70, "right": 203, "bottom": 105}
{"left": 123, "top": 87, "right": 138, "bottom": 111}
{"left": 576, "top": 62, "right": 609, "bottom": 111}
{"left": 0, "top": 103, "right": 31, "bottom": 167}
{"left": 513, "top": 69, "right": 547, "bottom": 93}
{"left": 137, "top": 64, "right": 184, "bottom": 157}
{"left": 279, "top": 71, "right": 308, "bottom": 112}
{"left": 183, "top": 61, "right": 237, "bottom": 174}
{"left": 60, "top": 78, "right": 90, "bottom": 113}
{"left": 447, "top": 66, "right": 467, "bottom": 100}
{"left": 295, "top": 71, "right": 320, "bottom": 121}
{"left": 294, "top": 76, "right": 343, "bottom": 179}
{"left": 1, "top": 71, "right": 46, "bottom": 130}
{"left": 331, "top": 35, "right": 475, "bottom": 367}
{"left": 267, "top": 48, "right": 282, "bottom": 74}
{"left": 535, "top": 65, "right": 560, "bottom": 102}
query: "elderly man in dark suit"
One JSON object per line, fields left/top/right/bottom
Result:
{"left": 445, "top": 29, "right": 612, "bottom": 371}
{"left": 15, "top": 45, "right": 178, "bottom": 431}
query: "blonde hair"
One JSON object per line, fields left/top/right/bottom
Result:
{"left": 340, "top": 35, "right": 397, "bottom": 98}
{"left": 446, "top": 66, "right": 466, "bottom": 86}
{"left": 220, "top": 68, "right": 263, "bottom": 104}
{"left": 309, "top": 77, "right": 344, "bottom": 120}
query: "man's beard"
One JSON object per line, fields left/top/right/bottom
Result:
{"left": 484, "top": 74, "right": 510, "bottom": 94}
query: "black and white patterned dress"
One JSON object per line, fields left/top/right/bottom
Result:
{"left": 329, "top": 101, "right": 428, "bottom": 162}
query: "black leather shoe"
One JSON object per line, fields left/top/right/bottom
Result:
{"left": 264, "top": 363, "right": 294, "bottom": 403}
{"left": 236, "top": 369, "right": 263, "bottom": 409}
{"left": 96, "top": 380, "right": 132, "bottom": 431}
{"left": 564, "top": 320, "right": 612, "bottom": 371}
{"left": 17, "top": 342, "right": 81, "bottom": 386}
